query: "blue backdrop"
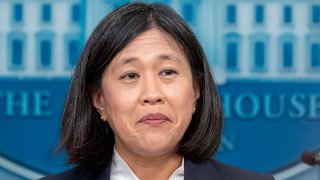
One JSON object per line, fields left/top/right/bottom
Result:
{"left": 0, "top": 0, "right": 319, "bottom": 179}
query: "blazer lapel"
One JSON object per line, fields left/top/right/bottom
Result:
{"left": 184, "top": 158, "right": 220, "bottom": 180}
{"left": 97, "top": 160, "right": 112, "bottom": 180}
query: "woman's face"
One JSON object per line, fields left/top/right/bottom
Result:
{"left": 92, "top": 28, "right": 199, "bottom": 158}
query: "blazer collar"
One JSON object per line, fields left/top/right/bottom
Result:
{"left": 97, "top": 160, "right": 112, "bottom": 180}
{"left": 97, "top": 158, "right": 220, "bottom": 180}
{"left": 184, "top": 158, "right": 220, "bottom": 180}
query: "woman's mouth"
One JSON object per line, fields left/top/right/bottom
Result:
{"left": 139, "top": 113, "right": 169, "bottom": 126}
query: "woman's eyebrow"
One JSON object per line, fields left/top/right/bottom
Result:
{"left": 114, "top": 57, "right": 138, "bottom": 68}
{"left": 158, "top": 54, "right": 181, "bottom": 64}
{"left": 114, "top": 54, "right": 181, "bottom": 68}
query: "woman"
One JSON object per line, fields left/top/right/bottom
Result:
{"left": 42, "top": 2, "right": 274, "bottom": 180}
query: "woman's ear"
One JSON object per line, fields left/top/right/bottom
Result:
{"left": 193, "top": 80, "right": 200, "bottom": 101}
{"left": 91, "top": 87, "right": 107, "bottom": 120}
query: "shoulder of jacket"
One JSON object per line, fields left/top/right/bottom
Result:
{"left": 39, "top": 166, "right": 90, "bottom": 180}
{"left": 208, "top": 159, "right": 274, "bottom": 180}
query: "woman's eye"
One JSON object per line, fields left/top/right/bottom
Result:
{"left": 160, "top": 69, "right": 177, "bottom": 76}
{"left": 121, "top": 72, "right": 139, "bottom": 80}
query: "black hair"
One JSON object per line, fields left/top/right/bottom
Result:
{"left": 59, "top": 2, "right": 223, "bottom": 172}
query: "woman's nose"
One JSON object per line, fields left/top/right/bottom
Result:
{"left": 139, "top": 79, "right": 165, "bottom": 105}
{"left": 142, "top": 96, "right": 164, "bottom": 105}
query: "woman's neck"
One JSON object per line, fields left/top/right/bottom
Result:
{"left": 115, "top": 147, "right": 182, "bottom": 180}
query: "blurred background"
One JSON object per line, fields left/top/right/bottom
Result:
{"left": 0, "top": 0, "right": 319, "bottom": 179}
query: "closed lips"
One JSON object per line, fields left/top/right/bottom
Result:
{"left": 139, "top": 113, "right": 169, "bottom": 122}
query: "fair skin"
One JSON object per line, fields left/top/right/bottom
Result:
{"left": 92, "top": 28, "right": 200, "bottom": 179}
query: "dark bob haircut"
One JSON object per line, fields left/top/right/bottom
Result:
{"left": 59, "top": 2, "right": 223, "bottom": 172}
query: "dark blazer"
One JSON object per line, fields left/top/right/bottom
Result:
{"left": 41, "top": 159, "right": 274, "bottom": 180}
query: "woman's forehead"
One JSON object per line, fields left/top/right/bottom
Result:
{"left": 110, "top": 28, "right": 186, "bottom": 67}
{"left": 125, "top": 28, "right": 181, "bottom": 52}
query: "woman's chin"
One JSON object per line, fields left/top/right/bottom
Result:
{"left": 135, "top": 143, "right": 178, "bottom": 157}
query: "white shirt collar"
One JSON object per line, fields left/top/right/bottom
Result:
{"left": 110, "top": 147, "right": 184, "bottom": 180}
